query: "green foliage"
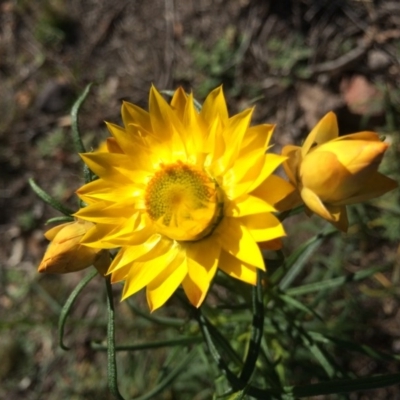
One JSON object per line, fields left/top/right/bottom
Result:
{"left": 265, "top": 35, "right": 312, "bottom": 80}
{"left": 17, "top": 210, "right": 37, "bottom": 231}
{"left": 183, "top": 27, "right": 241, "bottom": 98}
{"left": 33, "top": 1, "right": 78, "bottom": 49}
{"left": 36, "top": 128, "right": 70, "bottom": 158}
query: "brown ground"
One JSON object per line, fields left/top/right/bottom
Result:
{"left": 1, "top": 1, "right": 400, "bottom": 399}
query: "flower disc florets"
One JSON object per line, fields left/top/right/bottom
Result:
{"left": 145, "top": 161, "right": 222, "bottom": 241}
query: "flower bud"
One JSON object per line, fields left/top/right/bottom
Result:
{"left": 282, "top": 112, "right": 397, "bottom": 231}
{"left": 38, "top": 219, "right": 109, "bottom": 274}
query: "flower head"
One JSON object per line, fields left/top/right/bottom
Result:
{"left": 38, "top": 219, "right": 110, "bottom": 274}
{"left": 282, "top": 112, "right": 397, "bottom": 231}
{"left": 75, "top": 86, "right": 294, "bottom": 311}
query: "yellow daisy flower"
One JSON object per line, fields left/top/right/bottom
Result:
{"left": 74, "top": 86, "right": 294, "bottom": 311}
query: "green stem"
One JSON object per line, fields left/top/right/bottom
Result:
{"left": 105, "top": 277, "right": 125, "bottom": 400}
{"left": 239, "top": 270, "right": 264, "bottom": 383}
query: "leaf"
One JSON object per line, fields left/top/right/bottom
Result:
{"left": 286, "top": 264, "right": 392, "bottom": 297}
{"left": 271, "top": 229, "right": 337, "bottom": 289}
{"left": 29, "top": 178, "right": 74, "bottom": 216}
{"left": 71, "top": 83, "right": 93, "bottom": 154}
{"left": 58, "top": 268, "right": 98, "bottom": 350}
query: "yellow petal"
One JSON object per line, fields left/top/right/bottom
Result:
{"left": 239, "top": 213, "right": 286, "bottom": 243}
{"left": 333, "top": 131, "right": 381, "bottom": 142}
{"left": 216, "top": 217, "right": 265, "bottom": 270}
{"left": 77, "top": 178, "right": 143, "bottom": 204}
{"left": 281, "top": 145, "right": 302, "bottom": 185}
{"left": 106, "top": 122, "right": 154, "bottom": 169}
{"left": 80, "top": 152, "right": 132, "bottom": 183}
{"left": 225, "top": 195, "right": 276, "bottom": 217}
{"left": 300, "top": 187, "right": 336, "bottom": 221}
{"left": 106, "top": 137, "right": 124, "bottom": 154}
{"left": 317, "top": 139, "right": 387, "bottom": 175}
{"left": 246, "top": 153, "right": 287, "bottom": 193}
{"left": 325, "top": 205, "right": 349, "bottom": 231}
{"left": 301, "top": 112, "right": 338, "bottom": 157}
{"left": 79, "top": 223, "right": 120, "bottom": 249}
{"left": 110, "top": 263, "right": 130, "bottom": 283}
{"left": 301, "top": 139, "right": 390, "bottom": 203}
{"left": 107, "top": 234, "right": 162, "bottom": 273}
{"left": 218, "top": 250, "right": 257, "bottom": 285}
{"left": 212, "top": 108, "right": 253, "bottom": 176}
{"left": 201, "top": 85, "right": 228, "bottom": 126}
{"left": 74, "top": 201, "right": 133, "bottom": 224}
{"left": 149, "top": 86, "right": 186, "bottom": 159}
{"left": 122, "top": 101, "right": 153, "bottom": 133}
{"left": 80, "top": 215, "right": 154, "bottom": 249}
{"left": 334, "top": 172, "right": 398, "bottom": 205}
{"left": 146, "top": 251, "right": 187, "bottom": 311}
{"left": 170, "top": 87, "right": 188, "bottom": 121}
{"left": 240, "top": 124, "right": 274, "bottom": 154}
{"left": 182, "top": 92, "right": 207, "bottom": 155}
{"left": 205, "top": 115, "right": 225, "bottom": 165}
{"left": 250, "top": 175, "right": 298, "bottom": 212}
{"left": 222, "top": 147, "right": 266, "bottom": 199}
{"left": 44, "top": 222, "right": 74, "bottom": 240}
{"left": 183, "top": 237, "right": 221, "bottom": 307}
{"left": 121, "top": 240, "right": 178, "bottom": 300}
{"left": 300, "top": 151, "right": 351, "bottom": 201}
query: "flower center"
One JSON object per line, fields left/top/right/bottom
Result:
{"left": 145, "top": 161, "right": 222, "bottom": 241}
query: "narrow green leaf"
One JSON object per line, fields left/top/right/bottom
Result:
{"left": 133, "top": 348, "right": 199, "bottom": 400}
{"left": 194, "top": 308, "right": 279, "bottom": 399}
{"left": 91, "top": 336, "right": 203, "bottom": 352}
{"left": 289, "top": 320, "right": 346, "bottom": 379}
{"left": 278, "top": 294, "right": 323, "bottom": 321}
{"left": 58, "top": 268, "right": 98, "bottom": 350}
{"left": 105, "top": 276, "right": 125, "bottom": 400}
{"left": 29, "top": 178, "right": 74, "bottom": 216}
{"left": 272, "top": 229, "right": 337, "bottom": 289}
{"left": 203, "top": 313, "right": 243, "bottom": 367}
{"left": 310, "top": 331, "right": 400, "bottom": 362}
{"left": 45, "top": 216, "right": 74, "bottom": 225}
{"left": 71, "top": 83, "right": 93, "bottom": 154}
{"left": 286, "top": 264, "right": 392, "bottom": 297}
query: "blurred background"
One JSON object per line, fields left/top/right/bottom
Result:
{"left": 1, "top": 0, "right": 400, "bottom": 399}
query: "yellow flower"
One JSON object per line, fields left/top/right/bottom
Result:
{"left": 282, "top": 112, "right": 397, "bottom": 231}
{"left": 74, "top": 86, "right": 294, "bottom": 311}
{"left": 38, "top": 219, "right": 110, "bottom": 275}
